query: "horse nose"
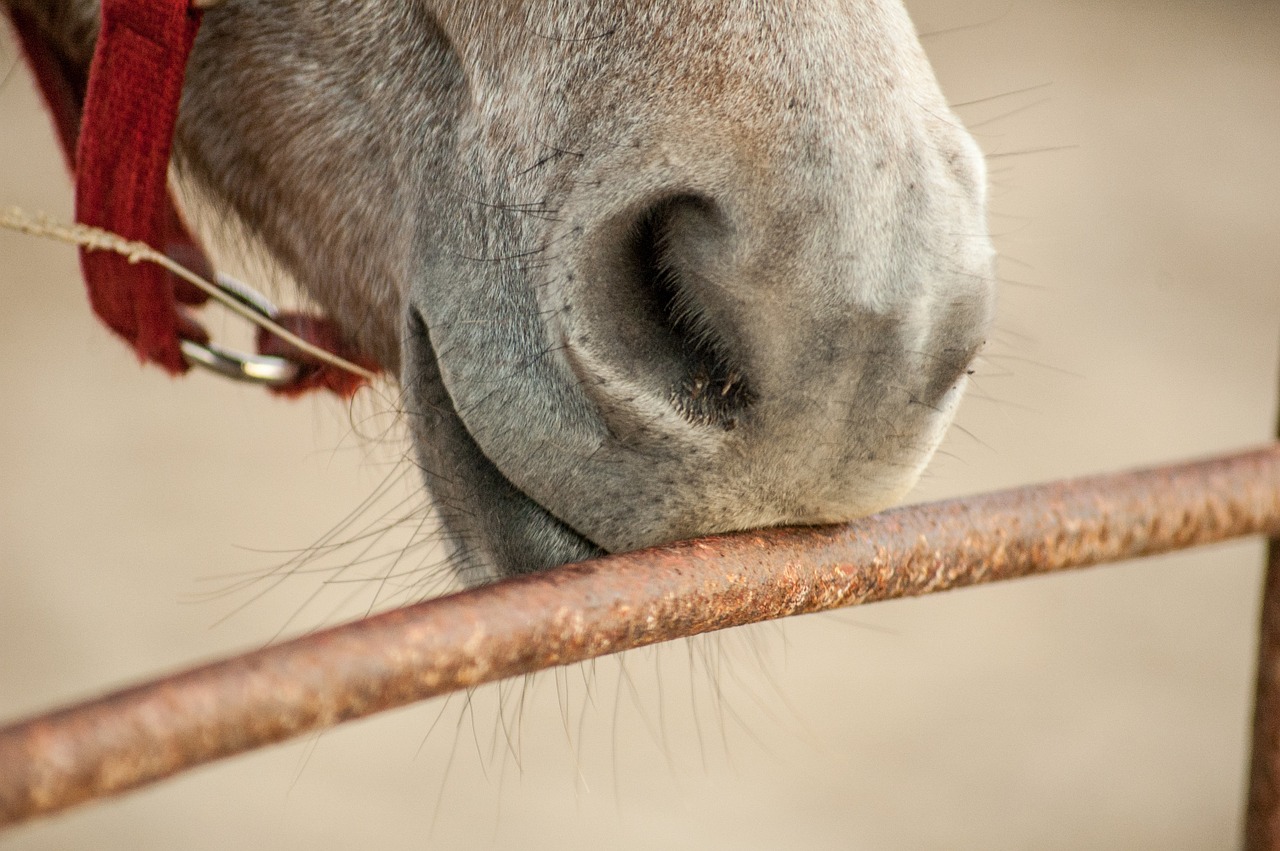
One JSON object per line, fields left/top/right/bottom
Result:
{"left": 538, "top": 141, "right": 994, "bottom": 549}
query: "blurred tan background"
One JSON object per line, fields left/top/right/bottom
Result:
{"left": 2, "top": 1, "right": 1279, "bottom": 848}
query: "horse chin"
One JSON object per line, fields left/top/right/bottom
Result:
{"left": 402, "top": 309, "right": 603, "bottom": 584}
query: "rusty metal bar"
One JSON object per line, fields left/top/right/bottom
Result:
{"left": 3, "top": 444, "right": 1280, "bottom": 829}
{"left": 1246, "top": 357, "right": 1280, "bottom": 851}
{"left": 1247, "top": 534, "right": 1280, "bottom": 849}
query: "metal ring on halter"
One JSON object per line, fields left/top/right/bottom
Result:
{"left": 179, "top": 273, "right": 302, "bottom": 387}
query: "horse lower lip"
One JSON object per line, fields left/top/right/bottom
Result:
{"left": 405, "top": 308, "right": 603, "bottom": 576}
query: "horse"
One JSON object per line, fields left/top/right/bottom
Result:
{"left": 3, "top": 0, "right": 995, "bottom": 583}
{"left": 7, "top": 3, "right": 1278, "bottom": 846}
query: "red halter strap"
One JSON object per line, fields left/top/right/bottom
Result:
{"left": 8, "top": 0, "right": 379, "bottom": 397}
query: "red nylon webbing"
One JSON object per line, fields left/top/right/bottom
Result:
{"left": 75, "top": 0, "right": 205, "bottom": 373}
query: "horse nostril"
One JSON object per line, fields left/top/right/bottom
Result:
{"left": 623, "top": 196, "right": 753, "bottom": 429}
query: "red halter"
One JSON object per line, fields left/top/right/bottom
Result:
{"left": 8, "top": 0, "right": 379, "bottom": 397}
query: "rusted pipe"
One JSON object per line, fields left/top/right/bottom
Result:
{"left": 1247, "top": 533, "right": 1280, "bottom": 850}
{"left": 3, "top": 444, "right": 1280, "bottom": 829}
{"left": 1246, "top": 354, "right": 1280, "bottom": 851}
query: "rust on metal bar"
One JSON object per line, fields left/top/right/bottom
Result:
{"left": 3, "top": 444, "right": 1280, "bottom": 829}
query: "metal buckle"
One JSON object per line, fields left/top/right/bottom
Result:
{"left": 179, "top": 274, "right": 302, "bottom": 388}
